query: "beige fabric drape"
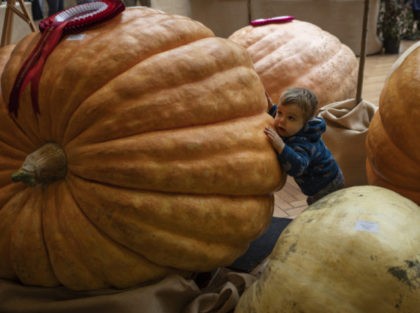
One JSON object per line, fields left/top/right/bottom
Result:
{"left": 0, "top": 269, "right": 256, "bottom": 313}
{"left": 318, "top": 98, "right": 377, "bottom": 187}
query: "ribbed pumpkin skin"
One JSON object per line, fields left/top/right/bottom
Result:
{"left": 366, "top": 42, "right": 420, "bottom": 204}
{"left": 235, "top": 186, "right": 420, "bottom": 313}
{"left": 0, "top": 8, "right": 285, "bottom": 290}
{"left": 228, "top": 20, "right": 358, "bottom": 108}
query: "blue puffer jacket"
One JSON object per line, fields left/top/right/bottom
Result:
{"left": 276, "top": 117, "right": 340, "bottom": 196}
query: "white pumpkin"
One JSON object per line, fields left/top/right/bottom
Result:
{"left": 235, "top": 186, "right": 420, "bottom": 313}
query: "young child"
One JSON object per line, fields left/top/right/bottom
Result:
{"left": 264, "top": 87, "right": 344, "bottom": 205}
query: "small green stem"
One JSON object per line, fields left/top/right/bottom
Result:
{"left": 11, "top": 169, "right": 37, "bottom": 186}
{"left": 11, "top": 143, "right": 67, "bottom": 187}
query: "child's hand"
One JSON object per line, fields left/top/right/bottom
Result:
{"left": 264, "top": 127, "right": 285, "bottom": 153}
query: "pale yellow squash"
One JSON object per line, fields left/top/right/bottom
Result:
{"left": 235, "top": 186, "right": 420, "bottom": 313}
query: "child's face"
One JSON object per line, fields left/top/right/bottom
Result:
{"left": 273, "top": 103, "right": 306, "bottom": 137}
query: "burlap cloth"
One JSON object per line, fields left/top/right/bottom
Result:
{"left": 318, "top": 98, "right": 377, "bottom": 187}
{"left": 0, "top": 269, "right": 256, "bottom": 313}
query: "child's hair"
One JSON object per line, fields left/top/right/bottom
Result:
{"left": 279, "top": 87, "right": 318, "bottom": 121}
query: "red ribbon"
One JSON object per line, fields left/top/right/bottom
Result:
{"left": 8, "top": 0, "right": 125, "bottom": 117}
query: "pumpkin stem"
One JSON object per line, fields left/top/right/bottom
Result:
{"left": 11, "top": 143, "right": 67, "bottom": 186}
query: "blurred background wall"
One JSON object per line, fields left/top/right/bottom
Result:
{"left": 1, "top": 0, "right": 382, "bottom": 55}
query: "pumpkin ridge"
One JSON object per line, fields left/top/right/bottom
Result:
{"left": 43, "top": 31, "right": 109, "bottom": 141}
{"left": 63, "top": 64, "right": 265, "bottom": 145}
{"left": 0, "top": 181, "right": 26, "bottom": 209}
{"left": 0, "top": 105, "right": 36, "bottom": 151}
{"left": 68, "top": 163, "right": 277, "bottom": 200}
{"left": 9, "top": 104, "right": 44, "bottom": 148}
{"left": 61, "top": 35, "right": 253, "bottom": 143}
{"left": 0, "top": 141, "right": 28, "bottom": 161}
{"left": 366, "top": 114, "right": 420, "bottom": 187}
{"left": 66, "top": 115, "right": 278, "bottom": 194}
{"left": 67, "top": 174, "right": 271, "bottom": 244}
{"left": 243, "top": 30, "right": 287, "bottom": 62}
{"left": 0, "top": 99, "right": 42, "bottom": 152}
{"left": 367, "top": 159, "right": 420, "bottom": 192}
{"left": 303, "top": 44, "right": 357, "bottom": 97}
{"left": 38, "top": 13, "right": 144, "bottom": 140}
{"left": 0, "top": 158, "right": 25, "bottom": 173}
{"left": 249, "top": 22, "right": 341, "bottom": 68}
{"left": 65, "top": 192, "right": 241, "bottom": 272}
{"left": 64, "top": 187, "right": 174, "bottom": 266}
{"left": 366, "top": 160, "right": 420, "bottom": 204}
{"left": 65, "top": 107, "right": 268, "bottom": 148}
{"left": 380, "top": 117, "right": 419, "bottom": 170}
{"left": 10, "top": 188, "right": 59, "bottom": 287}
{"left": 58, "top": 36, "right": 215, "bottom": 144}
{"left": 44, "top": 181, "right": 173, "bottom": 290}
{"left": 0, "top": 188, "right": 32, "bottom": 279}
{"left": 67, "top": 135, "right": 271, "bottom": 163}
{"left": 33, "top": 9, "right": 213, "bottom": 143}
{"left": 72, "top": 200, "right": 249, "bottom": 272}
{"left": 366, "top": 158, "right": 392, "bottom": 182}
{"left": 67, "top": 150, "right": 275, "bottom": 195}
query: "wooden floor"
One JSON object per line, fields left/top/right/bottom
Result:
{"left": 273, "top": 39, "right": 418, "bottom": 219}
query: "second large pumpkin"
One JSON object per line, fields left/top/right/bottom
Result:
{"left": 228, "top": 20, "right": 358, "bottom": 108}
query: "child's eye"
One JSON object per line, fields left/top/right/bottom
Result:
{"left": 287, "top": 116, "right": 296, "bottom": 121}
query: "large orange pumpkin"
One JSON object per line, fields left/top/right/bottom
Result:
{"left": 228, "top": 20, "right": 358, "bottom": 108}
{"left": 0, "top": 7, "right": 285, "bottom": 290}
{"left": 366, "top": 41, "right": 420, "bottom": 204}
